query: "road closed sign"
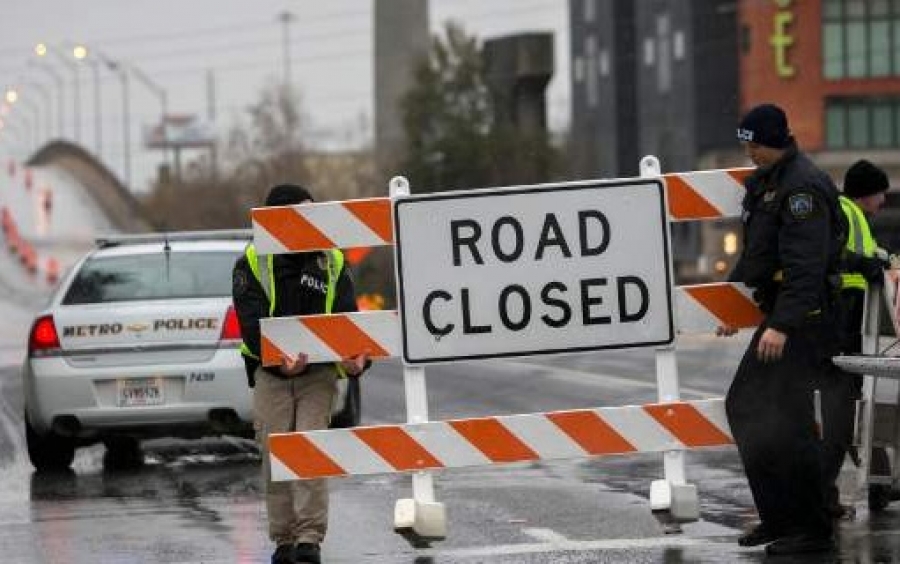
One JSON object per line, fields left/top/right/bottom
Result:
{"left": 392, "top": 179, "right": 674, "bottom": 364}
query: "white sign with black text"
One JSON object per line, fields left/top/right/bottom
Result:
{"left": 392, "top": 179, "right": 674, "bottom": 364}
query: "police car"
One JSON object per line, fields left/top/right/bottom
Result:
{"left": 22, "top": 230, "right": 361, "bottom": 471}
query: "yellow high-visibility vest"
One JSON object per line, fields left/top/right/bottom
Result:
{"left": 840, "top": 195, "right": 876, "bottom": 291}
{"left": 239, "top": 245, "right": 347, "bottom": 376}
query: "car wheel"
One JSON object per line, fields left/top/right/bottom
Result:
{"left": 25, "top": 413, "right": 76, "bottom": 472}
{"left": 330, "top": 377, "right": 361, "bottom": 428}
{"left": 103, "top": 436, "right": 144, "bottom": 470}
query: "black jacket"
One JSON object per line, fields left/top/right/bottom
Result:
{"left": 729, "top": 142, "right": 845, "bottom": 332}
{"left": 232, "top": 250, "right": 359, "bottom": 386}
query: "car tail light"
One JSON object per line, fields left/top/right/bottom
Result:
{"left": 29, "top": 315, "right": 61, "bottom": 357}
{"left": 220, "top": 306, "right": 242, "bottom": 343}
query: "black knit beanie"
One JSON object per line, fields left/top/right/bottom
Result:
{"left": 265, "top": 184, "right": 314, "bottom": 206}
{"left": 736, "top": 104, "right": 791, "bottom": 149}
{"left": 843, "top": 160, "right": 890, "bottom": 199}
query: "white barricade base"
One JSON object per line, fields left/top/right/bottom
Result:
{"left": 394, "top": 498, "right": 447, "bottom": 542}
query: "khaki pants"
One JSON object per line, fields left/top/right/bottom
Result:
{"left": 254, "top": 365, "right": 337, "bottom": 545}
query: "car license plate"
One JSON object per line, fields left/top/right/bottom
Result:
{"left": 117, "top": 378, "right": 164, "bottom": 407}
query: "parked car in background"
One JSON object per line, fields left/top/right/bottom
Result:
{"left": 22, "top": 230, "right": 361, "bottom": 471}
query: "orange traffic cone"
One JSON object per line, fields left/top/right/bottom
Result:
{"left": 45, "top": 257, "right": 59, "bottom": 285}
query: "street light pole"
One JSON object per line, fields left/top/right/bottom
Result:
{"left": 27, "top": 60, "right": 65, "bottom": 138}
{"left": 16, "top": 96, "right": 42, "bottom": 149}
{"left": 36, "top": 43, "right": 81, "bottom": 143}
{"left": 23, "top": 82, "right": 53, "bottom": 141}
{"left": 6, "top": 110, "right": 34, "bottom": 155}
{"left": 1, "top": 117, "right": 27, "bottom": 156}
{"left": 106, "top": 60, "right": 130, "bottom": 188}
{"left": 90, "top": 51, "right": 130, "bottom": 188}
{"left": 278, "top": 11, "right": 296, "bottom": 89}
{"left": 129, "top": 64, "right": 169, "bottom": 172}
{"left": 90, "top": 61, "right": 101, "bottom": 156}
{"left": 74, "top": 46, "right": 103, "bottom": 158}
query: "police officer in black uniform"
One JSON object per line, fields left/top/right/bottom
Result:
{"left": 719, "top": 104, "right": 843, "bottom": 556}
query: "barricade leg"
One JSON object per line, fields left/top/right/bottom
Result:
{"left": 393, "top": 365, "right": 447, "bottom": 544}
{"left": 641, "top": 154, "right": 699, "bottom": 529}
{"left": 844, "top": 285, "right": 882, "bottom": 514}
{"left": 390, "top": 176, "right": 446, "bottom": 544}
{"left": 650, "top": 346, "right": 700, "bottom": 531}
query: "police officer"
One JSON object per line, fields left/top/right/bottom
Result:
{"left": 823, "top": 160, "right": 892, "bottom": 516}
{"left": 232, "top": 184, "right": 369, "bottom": 564}
{"left": 719, "top": 104, "right": 842, "bottom": 556}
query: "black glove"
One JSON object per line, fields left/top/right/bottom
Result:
{"left": 859, "top": 255, "right": 889, "bottom": 285}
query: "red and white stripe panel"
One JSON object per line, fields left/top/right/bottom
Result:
{"left": 675, "top": 282, "right": 762, "bottom": 334}
{"left": 261, "top": 311, "right": 400, "bottom": 366}
{"left": 260, "top": 283, "right": 761, "bottom": 364}
{"left": 269, "top": 398, "right": 732, "bottom": 481}
{"left": 250, "top": 169, "right": 753, "bottom": 254}
{"left": 252, "top": 197, "right": 393, "bottom": 255}
{"left": 664, "top": 168, "right": 750, "bottom": 222}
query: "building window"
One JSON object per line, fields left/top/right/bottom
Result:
{"left": 599, "top": 49, "right": 610, "bottom": 77}
{"left": 825, "top": 97, "right": 900, "bottom": 148}
{"left": 573, "top": 56, "right": 585, "bottom": 83}
{"left": 585, "top": 35, "right": 599, "bottom": 108}
{"left": 656, "top": 14, "right": 672, "bottom": 93}
{"left": 826, "top": 105, "right": 847, "bottom": 147}
{"left": 644, "top": 38, "right": 655, "bottom": 66}
{"left": 584, "top": 0, "right": 596, "bottom": 23}
{"left": 673, "top": 30, "right": 685, "bottom": 61}
{"left": 822, "top": 0, "right": 900, "bottom": 78}
{"left": 873, "top": 101, "right": 894, "bottom": 146}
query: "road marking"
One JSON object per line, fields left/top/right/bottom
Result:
{"left": 522, "top": 527, "right": 569, "bottom": 544}
{"left": 414, "top": 534, "right": 752, "bottom": 559}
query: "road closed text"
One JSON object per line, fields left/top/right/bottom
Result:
{"left": 421, "top": 210, "right": 650, "bottom": 336}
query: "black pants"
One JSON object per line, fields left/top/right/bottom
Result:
{"left": 822, "top": 289, "right": 865, "bottom": 506}
{"left": 725, "top": 321, "right": 836, "bottom": 537}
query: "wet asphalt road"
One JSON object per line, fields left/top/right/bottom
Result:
{"left": 4, "top": 342, "right": 900, "bottom": 563}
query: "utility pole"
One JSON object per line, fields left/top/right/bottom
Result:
{"left": 207, "top": 69, "right": 218, "bottom": 179}
{"left": 277, "top": 11, "right": 296, "bottom": 89}
{"left": 129, "top": 64, "right": 170, "bottom": 174}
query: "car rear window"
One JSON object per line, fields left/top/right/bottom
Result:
{"left": 62, "top": 250, "right": 240, "bottom": 304}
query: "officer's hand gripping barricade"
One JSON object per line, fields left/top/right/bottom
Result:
{"left": 251, "top": 157, "right": 767, "bottom": 545}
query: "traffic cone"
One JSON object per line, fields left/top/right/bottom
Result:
{"left": 46, "top": 257, "right": 59, "bottom": 285}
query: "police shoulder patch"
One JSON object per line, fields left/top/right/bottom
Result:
{"left": 787, "top": 192, "right": 815, "bottom": 219}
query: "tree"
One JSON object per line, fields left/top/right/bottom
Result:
{"left": 399, "top": 22, "right": 560, "bottom": 193}
{"left": 400, "top": 22, "right": 493, "bottom": 192}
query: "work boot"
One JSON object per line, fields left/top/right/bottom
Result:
{"left": 737, "top": 523, "right": 781, "bottom": 547}
{"left": 765, "top": 533, "right": 835, "bottom": 556}
{"left": 271, "top": 544, "right": 297, "bottom": 564}
{"left": 293, "top": 543, "right": 321, "bottom": 564}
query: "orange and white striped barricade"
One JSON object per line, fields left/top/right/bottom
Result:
{"left": 252, "top": 160, "right": 758, "bottom": 541}
{"left": 269, "top": 399, "right": 732, "bottom": 477}
{"left": 250, "top": 167, "right": 751, "bottom": 256}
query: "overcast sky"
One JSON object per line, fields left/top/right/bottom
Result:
{"left": 0, "top": 0, "right": 569, "bottom": 191}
